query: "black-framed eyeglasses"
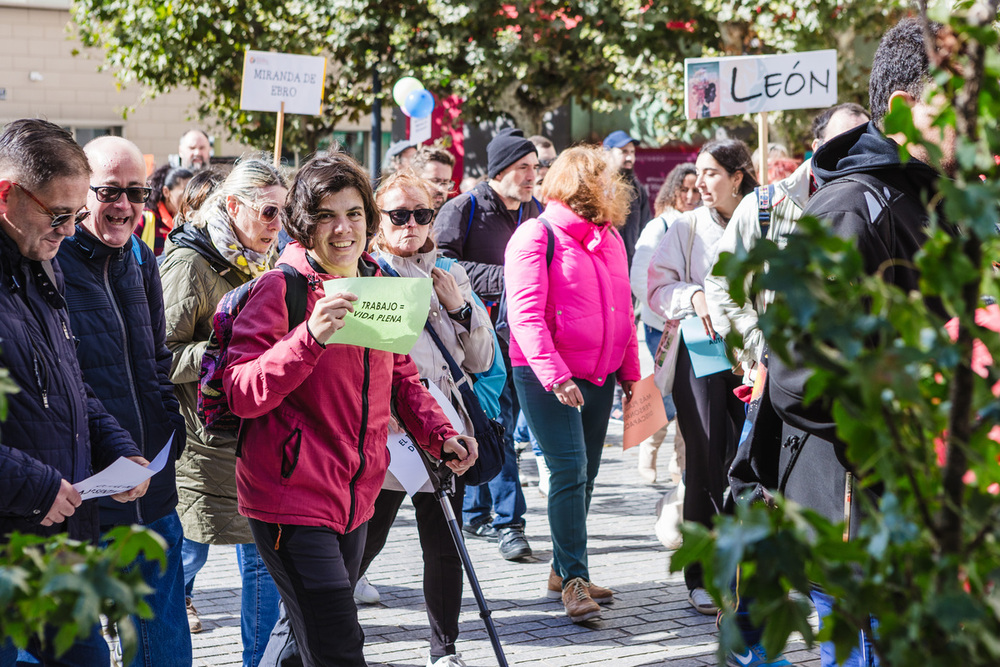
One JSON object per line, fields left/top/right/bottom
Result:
{"left": 13, "top": 182, "right": 91, "bottom": 228}
{"left": 382, "top": 208, "right": 434, "bottom": 226}
{"left": 90, "top": 185, "right": 153, "bottom": 204}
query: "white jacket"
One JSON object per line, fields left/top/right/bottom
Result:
{"left": 630, "top": 209, "right": 684, "bottom": 332}
{"left": 647, "top": 206, "right": 729, "bottom": 322}
{"left": 705, "top": 159, "right": 812, "bottom": 372}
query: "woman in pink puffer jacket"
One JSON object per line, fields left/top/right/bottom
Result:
{"left": 504, "top": 146, "right": 640, "bottom": 625}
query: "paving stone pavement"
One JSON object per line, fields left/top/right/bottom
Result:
{"left": 188, "top": 419, "right": 822, "bottom": 667}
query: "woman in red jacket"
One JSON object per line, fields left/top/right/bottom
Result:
{"left": 504, "top": 146, "right": 641, "bottom": 624}
{"left": 223, "top": 151, "right": 478, "bottom": 667}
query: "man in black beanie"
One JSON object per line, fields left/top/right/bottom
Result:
{"left": 435, "top": 127, "right": 541, "bottom": 562}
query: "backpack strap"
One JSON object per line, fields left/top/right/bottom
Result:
{"left": 464, "top": 193, "right": 478, "bottom": 242}
{"left": 277, "top": 264, "right": 309, "bottom": 329}
{"left": 539, "top": 217, "right": 555, "bottom": 267}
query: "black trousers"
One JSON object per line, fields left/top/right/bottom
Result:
{"left": 360, "top": 481, "right": 465, "bottom": 659}
{"left": 672, "top": 338, "right": 745, "bottom": 591}
{"left": 249, "top": 519, "right": 368, "bottom": 667}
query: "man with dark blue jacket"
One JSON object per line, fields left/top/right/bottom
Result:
{"left": 57, "top": 135, "right": 190, "bottom": 666}
{"left": 0, "top": 120, "right": 149, "bottom": 665}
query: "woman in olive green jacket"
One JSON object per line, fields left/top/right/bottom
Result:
{"left": 160, "top": 158, "right": 284, "bottom": 667}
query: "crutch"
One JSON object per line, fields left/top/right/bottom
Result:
{"left": 427, "top": 443, "right": 510, "bottom": 667}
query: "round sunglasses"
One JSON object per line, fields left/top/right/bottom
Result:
{"left": 382, "top": 208, "right": 434, "bottom": 226}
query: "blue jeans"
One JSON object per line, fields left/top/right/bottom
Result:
{"left": 181, "top": 537, "right": 210, "bottom": 598}
{"left": 236, "top": 542, "right": 281, "bottom": 667}
{"left": 811, "top": 589, "right": 879, "bottom": 667}
{"left": 122, "top": 511, "right": 192, "bottom": 667}
{"left": 514, "top": 410, "right": 542, "bottom": 456}
{"left": 462, "top": 371, "right": 527, "bottom": 528}
{"left": 513, "top": 366, "right": 615, "bottom": 582}
{"left": 643, "top": 324, "right": 677, "bottom": 421}
{"left": 182, "top": 539, "right": 279, "bottom": 667}
{"left": 1, "top": 622, "right": 108, "bottom": 667}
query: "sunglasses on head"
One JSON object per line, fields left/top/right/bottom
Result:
{"left": 382, "top": 208, "right": 434, "bottom": 226}
{"left": 90, "top": 185, "right": 153, "bottom": 204}
{"left": 13, "top": 182, "right": 91, "bottom": 228}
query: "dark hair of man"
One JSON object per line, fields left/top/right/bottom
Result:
{"left": 285, "top": 149, "right": 379, "bottom": 249}
{"left": 869, "top": 18, "right": 941, "bottom": 129}
{"left": 411, "top": 145, "right": 456, "bottom": 171}
{"left": 811, "top": 103, "right": 870, "bottom": 142}
{"left": 528, "top": 135, "right": 554, "bottom": 150}
{"left": 654, "top": 162, "right": 697, "bottom": 215}
{"left": 147, "top": 164, "right": 194, "bottom": 207}
{"left": 0, "top": 118, "right": 90, "bottom": 190}
{"left": 700, "top": 139, "right": 758, "bottom": 196}
{"left": 176, "top": 167, "right": 225, "bottom": 225}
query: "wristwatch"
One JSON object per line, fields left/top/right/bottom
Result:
{"left": 447, "top": 303, "right": 472, "bottom": 321}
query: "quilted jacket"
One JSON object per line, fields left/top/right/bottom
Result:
{"left": 0, "top": 228, "right": 139, "bottom": 542}
{"left": 58, "top": 227, "right": 185, "bottom": 529}
{"left": 504, "top": 200, "right": 641, "bottom": 391}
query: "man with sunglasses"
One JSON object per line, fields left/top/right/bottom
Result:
{"left": 56, "top": 135, "right": 191, "bottom": 666}
{"left": 0, "top": 120, "right": 149, "bottom": 665}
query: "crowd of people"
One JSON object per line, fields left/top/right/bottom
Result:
{"left": 0, "top": 15, "right": 960, "bottom": 667}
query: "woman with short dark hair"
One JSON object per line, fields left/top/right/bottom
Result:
{"left": 505, "top": 145, "right": 641, "bottom": 625}
{"left": 224, "top": 151, "right": 478, "bottom": 667}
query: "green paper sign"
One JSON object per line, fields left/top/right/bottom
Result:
{"left": 322, "top": 276, "right": 432, "bottom": 354}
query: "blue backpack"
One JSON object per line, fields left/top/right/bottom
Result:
{"left": 433, "top": 256, "right": 506, "bottom": 419}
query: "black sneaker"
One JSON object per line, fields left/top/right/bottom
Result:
{"left": 497, "top": 525, "right": 532, "bottom": 560}
{"left": 462, "top": 520, "right": 499, "bottom": 541}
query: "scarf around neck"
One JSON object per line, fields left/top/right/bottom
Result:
{"left": 203, "top": 203, "right": 273, "bottom": 277}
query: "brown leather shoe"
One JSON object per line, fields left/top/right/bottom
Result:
{"left": 186, "top": 597, "right": 203, "bottom": 634}
{"left": 547, "top": 568, "right": 613, "bottom": 604}
{"left": 561, "top": 577, "right": 601, "bottom": 623}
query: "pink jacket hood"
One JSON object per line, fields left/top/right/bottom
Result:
{"left": 504, "top": 201, "right": 641, "bottom": 390}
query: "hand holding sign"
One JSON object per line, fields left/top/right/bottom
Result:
{"left": 323, "top": 277, "right": 433, "bottom": 354}
{"left": 308, "top": 290, "right": 358, "bottom": 341}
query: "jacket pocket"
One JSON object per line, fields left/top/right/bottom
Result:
{"left": 280, "top": 428, "right": 302, "bottom": 482}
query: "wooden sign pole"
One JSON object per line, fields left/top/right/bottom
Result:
{"left": 757, "top": 111, "right": 769, "bottom": 186}
{"left": 273, "top": 101, "right": 285, "bottom": 168}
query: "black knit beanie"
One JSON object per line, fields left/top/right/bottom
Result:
{"left": 487, "top": 128, "right": 537, "bottom": 178}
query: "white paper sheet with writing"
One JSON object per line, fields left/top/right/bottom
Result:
{"left": 73, "top": 434, "right": 174, "bottom": 500}
{"left": 386, "top": 430, "right": 433, "bottom": 497}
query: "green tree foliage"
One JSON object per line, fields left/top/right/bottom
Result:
{"left": 72, "top": 0, "right": 910, "bottom": 153}
{"left": 674, "top": 4, "right": 1000, "bottom": 664}
{"left": 0, "top": 527, "right": 166, "bottom": 664}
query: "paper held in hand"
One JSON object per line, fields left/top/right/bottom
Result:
{"left": 323, "top": 276, "right": 433, "bottom": 354}
{"left": 73, "top": 433, "right": 174, "bottom": 501}
{"left": 622, "top": 375, "right": 669, "bottom": 451}
{"left": 680, "top": 317, "right": 732, "bottom": 378}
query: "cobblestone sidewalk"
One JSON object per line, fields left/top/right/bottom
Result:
{"left": 188, "top": 420, "right": 820, "bottom": 667}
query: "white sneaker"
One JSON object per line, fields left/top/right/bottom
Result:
{"left": 354, "top": 575, "right": 380, "bottom": 604}
{"left": 687, "top": 587, "right": 718, "bottom": 615}
{"left": 427, "top": 654, "right": 468, "bottom": 666}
